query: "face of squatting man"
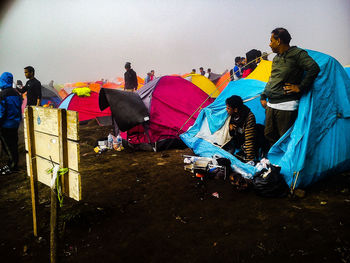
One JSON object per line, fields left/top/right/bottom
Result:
{"left": 226, "top": 105, "right": 238, "bottom": 116}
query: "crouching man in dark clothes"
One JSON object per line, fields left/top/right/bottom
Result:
{"left": 0, "top": 72, "right": 22, "bottom": 175}
{"left": 223, "top": 95, "right": 256, "bottom": 162}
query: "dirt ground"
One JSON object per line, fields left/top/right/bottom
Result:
{"left": 1, "top": 119, "right": 350, "bottom": 263}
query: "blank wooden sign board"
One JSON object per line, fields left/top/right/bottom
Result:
{"left": 24, "top": 106, "right": 81, "bottom": 262}
{"left": 24, "top": 106, "right": 81, "bottom": 200}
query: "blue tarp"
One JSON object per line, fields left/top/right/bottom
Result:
{"left": 345, "top": 67, "right": 350, "bottom": 78}
{"left": 181, "top": 50, "right": 350, "bottom": 188}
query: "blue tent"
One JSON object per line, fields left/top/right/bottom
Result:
{"left": 345, "top": 66, "right": 350, "bottom": 78}
{"left": 181, "top": 50, "right": 350, "bottom": 188}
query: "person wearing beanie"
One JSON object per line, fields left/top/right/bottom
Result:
{"left": 0, "top": 72, "right": 22, "bottom": 174}
{"left": 124, "top": 62, "right": 138, "bottom": 91}
{"left": 223, "top": 95, "right": 256, "bottom": 162}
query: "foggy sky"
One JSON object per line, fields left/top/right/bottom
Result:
{"left": 0, "top": 0, "right": 349, "bottom": 84}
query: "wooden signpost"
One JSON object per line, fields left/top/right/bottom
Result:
{"left": 24, "top": 106, "right": 81, "bottom": 263}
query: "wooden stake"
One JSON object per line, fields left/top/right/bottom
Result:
{"left": 50, "top": 188, "right": 58, "bottom": 263}
{"left": 50, "top": 109, "right": 68, "bottom": 263}
{"left": 58, "top": 109, "right": 69, "bottom": 193}
{"left": 292, "top": 171, "right": 300, "bottom": 192}
{"left": 290, "top": 171, "right": 296, "bottom": 194}
{"left": 25, "top": 106, "right": 39, "bottom": 237}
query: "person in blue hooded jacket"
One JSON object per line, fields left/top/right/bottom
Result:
{"left": 0, "top": 72, "right": 22, "bottom": 175}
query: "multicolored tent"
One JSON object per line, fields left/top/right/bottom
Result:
{"left": 41, "top": 85, "right": 62, "bottom": 107}
{"left": 99, "top": 76, "right": 215, "bottom": 151}
{"left": 181, "top": 50, "right": 350, "bottom": 188}
{"left": 183, "top": 73, "right": 220, "bottom": 98}
{"left": 59, "top": 91, "right": 111, "bottom": 122}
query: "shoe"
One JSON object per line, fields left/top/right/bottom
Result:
{"left": 0, "top": 165, "right": 12, "bottom": 175}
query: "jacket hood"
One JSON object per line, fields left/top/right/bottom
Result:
{"left": 0, "top": 72, "right": 14, "bottom": 89}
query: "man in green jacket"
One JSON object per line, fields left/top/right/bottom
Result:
{"left": 260, "top": 27, "right": 320, "bottom": 146}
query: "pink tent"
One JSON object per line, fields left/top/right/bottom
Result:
{"left": 99, "top": 76, "right": 214, "bottom": 150}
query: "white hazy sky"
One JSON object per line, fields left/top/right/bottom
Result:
{"left": 0, "top": 0, "right": 349, "bottom": 84}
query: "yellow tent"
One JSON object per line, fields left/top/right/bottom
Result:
{"left": 183, "top": 74, "right": 220, "bottom": 98}
{"left": 245, "top": 60, "right": 272, "bottom": 82}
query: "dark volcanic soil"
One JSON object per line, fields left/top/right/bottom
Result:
{"left": 1, "top": 120, "right": 350, "bottom": 263}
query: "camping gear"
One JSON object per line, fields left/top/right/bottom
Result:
{"left": 99, "top": 76, "right": 215, "bottom": 151}
{"left": 252, "top": 164, "right": 289, "bottom": 197}
{"left": 181, "top": 50, "right": 350, "bottom": 188}
{"left": 245, "top": 60, "right": 272, "bottom": 83}
{"left": 41, "top": 85, "right": 62, "bottom": 108}
{"left": 59, "top": 91, "right": 111, "bottom": 122}
{"left": 345, "top": 66, "right": 350, "bottom": 78}
{"left": 229, "top": 172, "right": 252, "bottom": 191}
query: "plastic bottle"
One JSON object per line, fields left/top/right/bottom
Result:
{"left": 116, "top": 134, "right": 122, "bottom": 148}
{"left": 107, "top": 133, "right": 113, "bottom": 149}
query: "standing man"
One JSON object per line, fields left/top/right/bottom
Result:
{"left": 144, "top": 72, "right": 152, "bottom": 84}
{"left": 17, "top": 66, "right": 42, "bottom": 106}
{"left": 231, "top": 57, "right": 242, "bottom": 80}
{"left": 205, "top": 68, "right": 212, "bottom": 78}
{"left": 199, "top": 67, "right": 205, "bottom": 76}
{"left": 260, "top": 28, "right": 320, "bottom": 146}
{"left": 0, "top": 72, "right": 22, "bottom": 175}
{"left": 124, "top": 62, "right": 138, "bottom": 91}
{"left": 150, "top": 70, "right": 155, "bottom": 81}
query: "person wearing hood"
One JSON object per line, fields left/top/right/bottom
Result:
{"left": 16, "top": 66, "right": 42, "bottom": 106}
{"left": 0, "top": 72, "right": 22, "bottom": 175}
{"left": 223, "top": 95, "right": 256, "bottom": 162}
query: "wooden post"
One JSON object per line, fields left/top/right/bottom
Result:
{"left": 50, "top": 109, "right": 68, "bottom": 263}
{"left": 58, "top": 109, "right": 69, "bottom": 193}
{"left": 50, "top": 186, "right": 58, "bottom": 263}
{"left": 25, "top": 107, "right": 39, "bottom": 237}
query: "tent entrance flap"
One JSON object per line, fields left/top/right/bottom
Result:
{"left": 99, "top": 88, "right": 149, "bottom": 132}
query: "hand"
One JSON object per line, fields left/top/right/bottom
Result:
{"left": 260, "top": 99, "right": 267, "bottom": 109}
{"left": 229, "top": 124, "right": 236, "bottom": 131}
{"left": 283, "top": 83, "right": 300, "bottom": 94}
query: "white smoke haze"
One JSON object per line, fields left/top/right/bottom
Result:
{"left": 0, "top": 0, "right": 349, "bottom": 84}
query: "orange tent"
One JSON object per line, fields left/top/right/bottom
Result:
{"left": 216, "top": 71, "right": 231, "bottom": 93}
{"left": 103, "top": 82, "right": 123, "bottom": 89}
{"left": 73, "top": 82, "right": 89, "bottom": 87}
{"left": 89, "top": 82, "right": 102, "bottom": 93}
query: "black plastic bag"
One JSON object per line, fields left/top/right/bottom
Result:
{"left": 252, "top": 165, "right": 288, "bottom": 197}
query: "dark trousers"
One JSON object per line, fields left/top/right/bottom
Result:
{"left": 264, "top": 107, "right": 298, "bottom": 147}
{"left": 0, "top": 127, "right": 19, "bottom": 169}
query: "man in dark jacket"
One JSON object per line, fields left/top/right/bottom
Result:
{"left": 17, "top": 66, "right": 42, "bottom": 106}
{"left": 124, "top": 62, "right": 138, "bottom": 91}
{"left": 0, "top": 72, "right": 22, "bottom": 174}
{"left": 260, "top": 28, "right": 320, "bottom": 146}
